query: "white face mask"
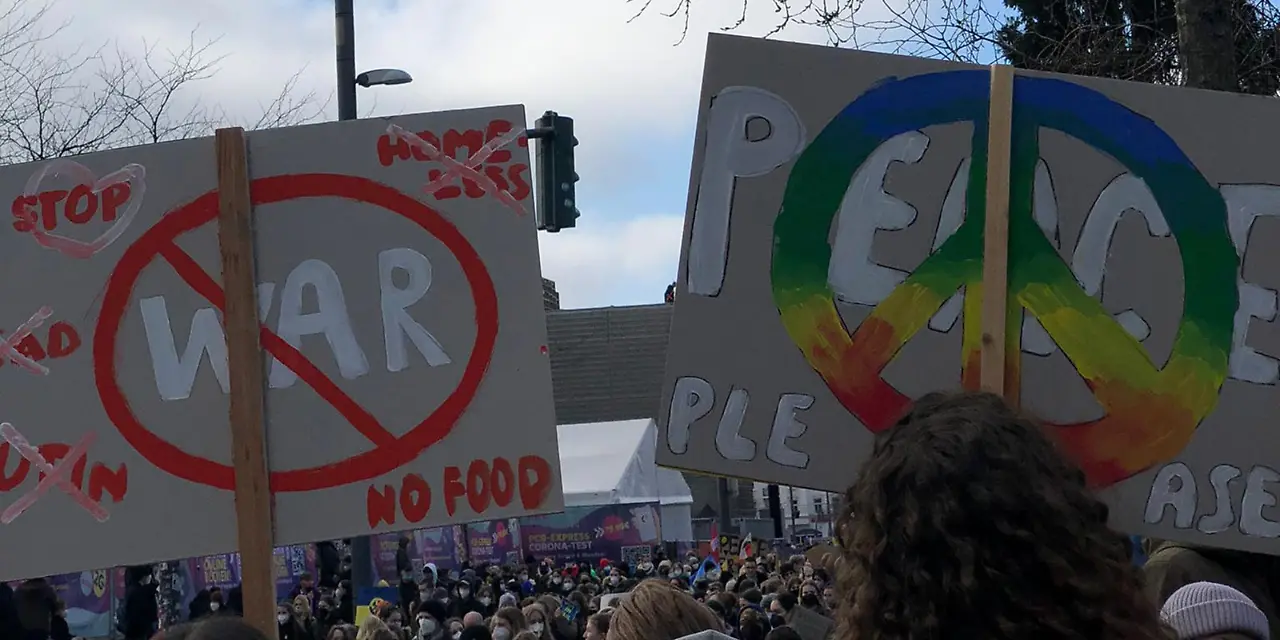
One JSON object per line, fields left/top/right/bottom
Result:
{"left": 278, "top": 614, "right": 291, "bottom": 625}
{"left": 210, "top": 603, "right": 221, "bottom": 612}
{"left": 531, "top": 622, "right": 544, "bottom": 635}
{"left": 453, "top": 635, "right": 461, "bottom": 640}
{"left": 479, "top": 597, "right": 491, "bottom": 606}
{"left": 493, "top": 628, "right": 511, "bottom": 640}
{"left": 459, "top": 589, "right": 470, "bottom": 599}
{"left": 419, "top": 620, "right": 437, "bottom": 636}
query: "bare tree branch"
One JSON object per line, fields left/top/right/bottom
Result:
{"left": 0, "top": 0, "right": 326, "bottom": 164}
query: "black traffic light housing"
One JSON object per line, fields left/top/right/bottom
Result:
{"left": 526, "top": 111, "right": 579, "bottom": 232}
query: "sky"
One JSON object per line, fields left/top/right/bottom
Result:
{"left": 27, "top": 0, "right": 888, "bottom": 309}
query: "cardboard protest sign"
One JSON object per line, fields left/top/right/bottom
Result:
{"left": 659, "top": 33, "right": 1280, "bottom": 555}
{"left": 0, "top": 105, "right": 562, "bottom": 581}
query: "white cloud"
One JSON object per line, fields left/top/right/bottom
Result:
{"left": 539, "top": 214, "right": 684, "bottom": 309}
{"left": 25, "top": 0, "right": 897, "bottom": 307}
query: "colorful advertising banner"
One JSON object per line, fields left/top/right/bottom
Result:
{"left": 6, "top": 571, "right": 112, "bottom": 638}
{"left": 191, "top": 545, "right": 316, "bottom": 603}
{"left": 370, "top": 527, "right": 461, "bottom": 582}
{"left": 521, "top": 503, "right": 662, "bottom": 564}
{"left": 466, "top": 519, "right": 520, "bottom": 565}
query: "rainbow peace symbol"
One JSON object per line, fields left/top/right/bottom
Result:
{"left": 771, "top": 71, "right": 1239, "bottom": 487}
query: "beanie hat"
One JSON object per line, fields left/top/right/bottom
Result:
{"left": 1160, "top": 581, "right": 1270, "bottom": 640}
{"left": 498, "top": 592, "right": 518, "bottom": 609}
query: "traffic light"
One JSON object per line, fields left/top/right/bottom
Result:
{"left": 531, "top": 111, "right": 579, "bottom": 232}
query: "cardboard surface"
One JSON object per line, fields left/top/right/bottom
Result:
{"left": 659, "top": 33, "right": 1280, "bottom": 555}
{"left": 0, "top": 106, "right": 561, "bottom": 580}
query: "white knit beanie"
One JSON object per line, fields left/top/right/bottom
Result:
{"left": 1160, "top": 581, "right": 1270, "bottom": 640}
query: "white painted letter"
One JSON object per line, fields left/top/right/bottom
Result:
{"left": 1070, "top": 173, "right": 1166, "bottom": 343}
{"left": 1241, "top": 464, "right": 1280, "bottom": 538}
{"left": 140, "top": 296, "right": 230, "bottom": 401}
{"left": 766, "top": 393, "right": 813, "bottom": 468}
{"left": 715, "top": 388, "right": 756, "bottom": 461}
{"left": 1222, "top": 184, "right": 1280, "bottom": 385}
{"left": 269, "top": 259, "right": 369, "bottom": 388}
{"left": 687, "top": 87, "right": 806, "bottom": 297}
{"left": 667, "top": 376, "right": 715, "bottom": 455}
{"left": 828, "top": 132, "right": 927, "bottom": 306}
{"left": 1197, "top": 464, "right": 1241, "bottom": 534}
{"left": 1144, "top": 462, "right": 1196, "bottom": 529}
{"left": 379, "top": 247, "right": 451, "bottom": 372}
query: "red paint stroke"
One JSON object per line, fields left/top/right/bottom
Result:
{"left": 0, "top": 307, "right": 54, "bottom": 375}
{"left": 0, "top": 423, "right": 109, "bottom": 523}
{"left": 94, "top": 173, "right": 499, "bottom": 493}
{"left": 18, "top": 160, "right": 146, "bottom": 259}
{"left": 386, "top": 124, "right": 529, "bottom": 216}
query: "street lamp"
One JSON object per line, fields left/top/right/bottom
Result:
{"left": 335, "top": 0, "right": 412, "bottom": 121}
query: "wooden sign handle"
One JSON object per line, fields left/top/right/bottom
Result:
{"left": 215, "top": 127, "right": 277, "bottom": 638}
{"left": 980, "top": 65, "right": 1017, "bottom": 401}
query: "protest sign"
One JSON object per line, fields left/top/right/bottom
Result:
{"left": 0, "top": 105, "right": 563, "bottom": 585}
{"left": 658, "top": 32, "right": 1280, "bottom": 555}
{"left": 521, "top": 503, "right": 662, "bottom": 564}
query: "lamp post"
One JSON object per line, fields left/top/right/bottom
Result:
{"left": 335, "top": 0, "right": 413, "bottom": 121}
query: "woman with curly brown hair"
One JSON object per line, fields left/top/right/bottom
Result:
{"left": 834, "top": 391, "right": 1171, "bottom": 640}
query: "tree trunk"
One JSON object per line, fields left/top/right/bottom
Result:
{"left": 1176, "top": 0, "right": 1238, "bottom": 91}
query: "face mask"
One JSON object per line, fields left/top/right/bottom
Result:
{"left": 278, "top": 614, "right": 291, "bottom": 625}
{"left": 453, "top": 635, "right": 461, "bottom": 640}
{"left": 420, "top": 620, "right": 437, "bottom": 636}
{"left": 608, "top": 577, "right": 618, "bottom": 586}
{"left": 802, "top": 594, "right": 820, "bottom": 607}
{"left": 210, "top": 603, "right": 221, "bottom": 612}
{"left": 494, "top": 628, "right": 511, "bottom": 640}
{"left": 551, "top": 578, "right": 561, "bottom": 585}
{"left": 479, "top": 597, "right": 491, "bottom": 606}
{"left": 336, "top": 589, "right": 346, "bottom": 599}
{"left": 769, "top": 615, "right": 785, "bottom": 629}
{"left": 532, "top": 622, "right": 546, "bottom": 635}
{"left": 459, "top": 588, "right": 470, "bottom": 599}
{"left": 562, "top": 583, "right": 572, "bottom": 593}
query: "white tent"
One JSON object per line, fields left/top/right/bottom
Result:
{"left": 557, "top": 418, "right": 695, "bottom": 542}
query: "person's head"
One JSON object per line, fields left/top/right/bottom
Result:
{"left": 607, "top": 579, "right": 721, "bottom": 640}
{"left": 157, "top": 616, "right": 273, "bottom": 640}
{"left": 499, "top": 592, "right": 519, "bottom": 610}
{"left": 743, "top": 559, "right": 757, "bottom": 575}
{"left": 521, "top": 604, "right": 548, "bottom": 637}
{"left": 299, "top": 572, "right": 315, "bottom": 590}
{"left": 836, "top": 391, "right": 1168, "bottom": 640}
{"left": 357, "top": 616, "right": 391, "bottom": 640}
{"left": 462, "top": 612, "right": 484, "bottom": 628}
{"left": 770, "top": 592, "right": 796, "bottom": 617}
{"left": 742, "top": 587, "right": 763, "bottom": 606}
{"left": 798, "top": 581, "right": 819, "bottom": 608}
{"left": 447, "top": 618, "right": 465, "bottom": 639}
{"left": 327, "top": 626, "right": 352, "bottom": 640}
{"left": 821, "top": 585, "right": 836, "bottom": 611}
{"left": 456, "top": 581, "right": 473, "bottom": 600}
{"left": 209, "top": 587, "right": 224, "bottom": 610}
{"left": 490, "top": 606, "right": 527, "bottom": 640}
{"left": 764, "top": 626, "right": 802, "bottom": 640}
{"left": 293, "top": 595, "right": 312, "bottom": 620}
{"left": 417, "top": 601, "right": 448, "bottom": 638}
{"left": 400, "top": 536, "right": 411, "bottom": 549}
{"left": 738, "top": 608, "right": 767, "bottom": 640}
{"left": 1160, "top": 582, "right": 1270, "bottom": 640}
{"left": 387, "top": 609, "right": 406, "bottom": 634}
{"left": 277, "top": 603, "right": 294, "bottom": 626}
{"left": 584, "top": 612, "right": 611, "bottom": 640}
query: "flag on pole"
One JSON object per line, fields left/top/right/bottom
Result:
{"left": 690, "top": 556, "right": 720, "bottom": 587}
{"left": 709, "top": 522, "right": 720, "bottom": 562}
{"left": 739, "top": 533, "right": 754, "bottom": 560}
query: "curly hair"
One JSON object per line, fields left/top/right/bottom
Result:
{"left": 834, "top": 391, "right": 1171, "bottom": 640}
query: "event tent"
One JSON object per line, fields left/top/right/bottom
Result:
{"left": 557, "top": 418, "right": 695, "bottom": 542}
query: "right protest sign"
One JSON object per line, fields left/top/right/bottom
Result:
{"left": 659, "top": 33, "right": 1280, "bottom": 555}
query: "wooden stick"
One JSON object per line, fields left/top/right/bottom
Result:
{"left": 215, "top": 127, "right": 276, "bottom": 638}
{"left": 980, "top": 65, "right": 1015, "bottom": 396}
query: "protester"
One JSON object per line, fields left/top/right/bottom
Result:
{"left": 357, "top": 616, "right": 392, "bottom": 640}
{"left": 583, "top": 612, "right": 609, "bottom": 640}
{"left": 490, "top": 606, "right": 527, "bottom": 640}
{"left": 607, "top": 580, "right": 720, "bottom": 640}
{"left": 278, "top": 601, "right": 310, "bottom": 640}
{"left": 462, "top": 612, "right": 485, "bottom": 628}
{"left": 834, "top": 391, "right": 1169, "bottom": 640}
{"left": 1144, "top": 540, "right": 1280, "bottom": 638}
{"left": 49, "top": 600, "right": 70, "bottom": 640}
{"left": 1160, "top": 582, "right": 1271, "bottom": 640}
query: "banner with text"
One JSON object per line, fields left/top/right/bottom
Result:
{"left": 191, "top": 544, "right": 316, "bottom": 603}
{"left": 370, "top": 527, "right": 461, "bottom": 582}
{"left": 521, "top": 503, "right": 661, "bottom": 564}
{"left": 465, "top": 519, "right": 520, "bottom": 565}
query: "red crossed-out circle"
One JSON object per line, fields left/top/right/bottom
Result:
{"left": 94, "top": 173, "right": 498, "bottom": 493}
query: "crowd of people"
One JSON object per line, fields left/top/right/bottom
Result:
{"left": 4, "top": 391, "right": 1280, "bottom": 640}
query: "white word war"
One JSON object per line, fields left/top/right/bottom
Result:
{"left": 140, "top": 247, "right": 451, "bottom": 401}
